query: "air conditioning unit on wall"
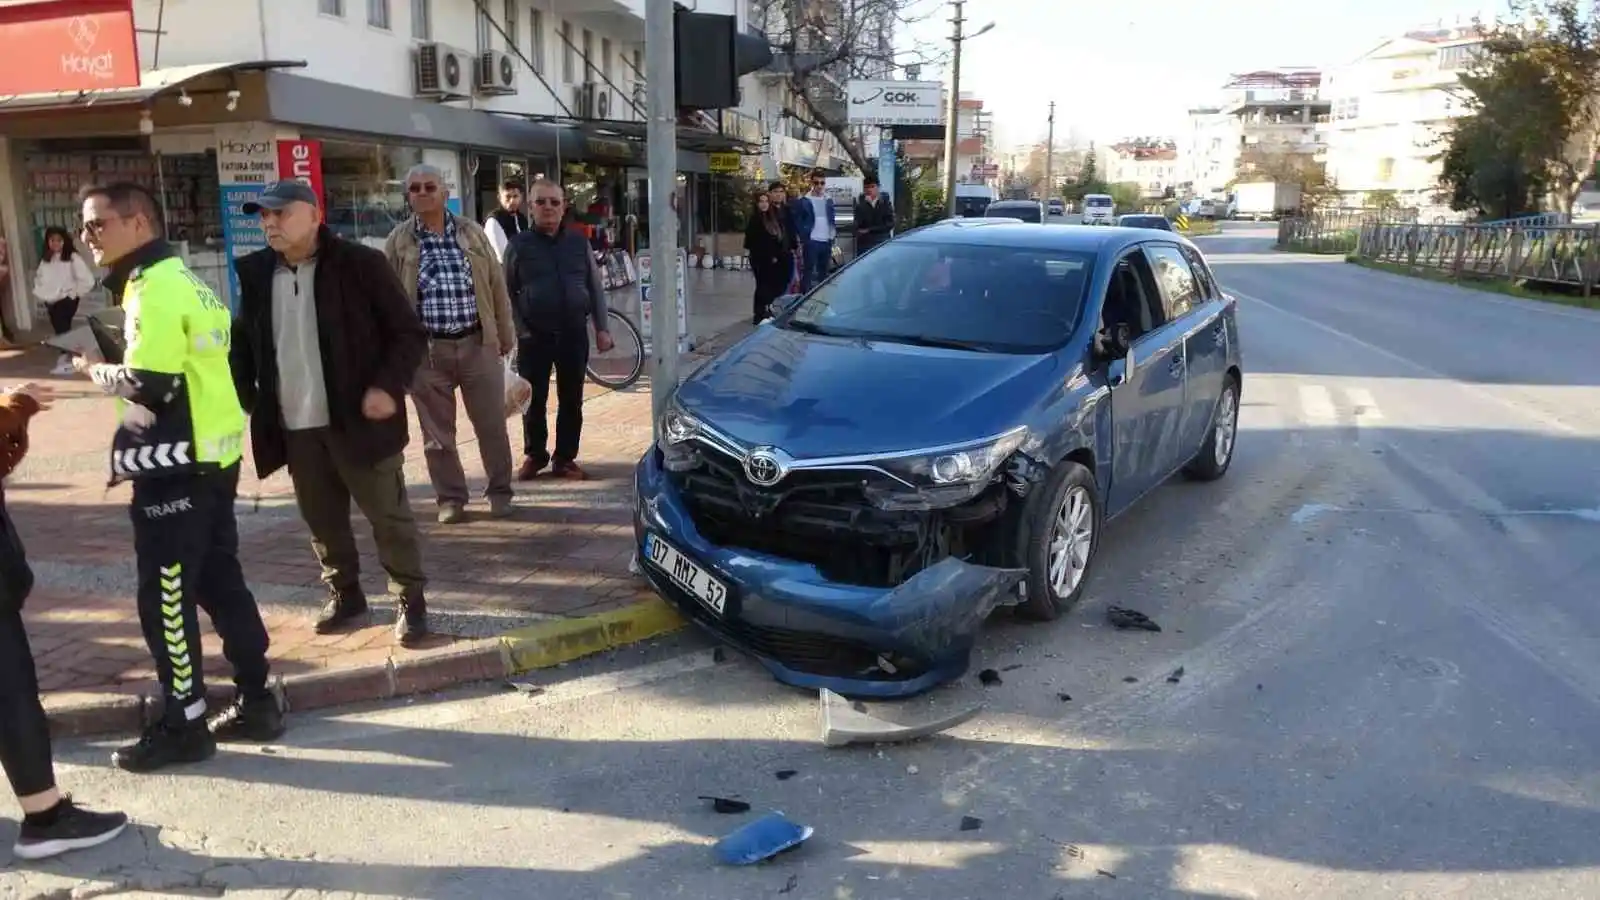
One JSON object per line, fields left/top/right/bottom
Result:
{"left": 476, "top": 50, "right": 517, "bottom": 96}
{"left": 415, "top": 42, "right": 471, "bottom": 99}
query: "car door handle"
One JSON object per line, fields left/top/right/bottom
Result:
{"left": 1169, "top": 356, "right": 1185, "bottom": 376}
{"left": 1212, "top": 322, "right": 1226, "bottom": 342}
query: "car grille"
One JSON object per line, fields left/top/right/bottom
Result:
{"left": 671, "top": 448, "right": 926, "bottom": 588}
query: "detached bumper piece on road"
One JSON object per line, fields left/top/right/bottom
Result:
{"left": 634, "top": 448, "right": 1025, "bottom": 699}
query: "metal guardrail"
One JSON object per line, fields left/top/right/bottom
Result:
{"left": 1277, "top": 208, "right": 1418, "bottom": 254}
{"left": 1474, "top": 212, "right": 1571, "bottom": 228}
{"left": 1352, "top": 220, "right": 1600, "bottom": 293}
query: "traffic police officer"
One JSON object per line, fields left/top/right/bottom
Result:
{"left": 74, "top": 181, "right": 283, "bottom": 773}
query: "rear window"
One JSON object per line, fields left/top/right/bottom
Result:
{"left": 987, "top": 203, "right": 1041, "bottom": 223}
{"left": 955, "top": 197, "right": 990, "bottom": 217}
{"left": 1086, "top": 197, "right": 1113, "bottom": 208}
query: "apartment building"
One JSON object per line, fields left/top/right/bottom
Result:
{"left": 1107, "top": 140, "right": 1179, "bottom": 199}
{"left": 1317, "top": 23, "right": 1482, "bottom": 207}
{"left": 1181, "top": 70, "right": 1330, "bottom": 195}
{"left": 0, "top": 0, "right": 759, "bottom": 318}
{"left": 899, "top": 94, "right": 992, "bottom": 186}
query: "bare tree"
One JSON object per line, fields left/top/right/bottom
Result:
{"left": 754, "top": 0, "right": 947, "bottom": 175}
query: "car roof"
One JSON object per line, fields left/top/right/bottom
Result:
{"left": 988, "top": 200, "right": 1041, "bottom": 208}
{"left": 906, "top": 221, "right": 1195, "bottom": 255}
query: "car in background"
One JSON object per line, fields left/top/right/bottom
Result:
{"left": 1048, "top": 198, "right": 1065, "bottom": 216}
{"left": 1117, "top": 213, "right": 1175, "bottom": 232}
{"left": 635, "top": 221, "right": 1243, "bottom": 699}
{"left": 1081, "top": 194, "right": 1115, "bottom": 225}
{"left": 984, "top": 199, "right": 1046, "bottom": 223}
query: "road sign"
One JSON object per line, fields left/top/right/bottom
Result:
{"left": 708, "top": 152, "right": 742, "bottom": 173}
{"left": 1176, "top": 214, "right": 1191, "bottom": 231}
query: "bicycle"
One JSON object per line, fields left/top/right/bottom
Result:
{"left": 586, "top": 307, "right": 645, "bottom": 390}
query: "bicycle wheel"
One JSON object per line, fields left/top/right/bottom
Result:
{"left": 587, "top": 308, "right": 645, "bottom": 390}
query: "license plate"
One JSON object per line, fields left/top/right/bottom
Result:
{"left": 644, "top": 533, "right": 728, "bottom": 615}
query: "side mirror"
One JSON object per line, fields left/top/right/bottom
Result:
{"left": 767, "top": 293, "right": 803, "bottom": 320}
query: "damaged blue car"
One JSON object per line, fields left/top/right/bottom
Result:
{"left": 634, "top": 220, "right": 1242, "bottom": 698}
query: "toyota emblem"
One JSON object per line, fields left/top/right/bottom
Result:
{"left": 742, "top": 449, "right": 784, "bottom": 487}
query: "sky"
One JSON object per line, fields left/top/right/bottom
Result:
{"left": 895, "top": 0, "right": 1514, "bottom": 149}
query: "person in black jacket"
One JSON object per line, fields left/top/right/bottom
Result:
{"left": 0, "top": 386, "right": 129, "bottom": 860}
{"left": 853, "top": 177, "right": 896, "bottom": 256}
{"left": 744, "top": 192, "right": 795, "bottom": 325}
{"left": 232, "top": 181, "right": 432, "bottom": 646}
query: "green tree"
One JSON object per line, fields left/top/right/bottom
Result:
{"left": 1365, "top": 189, "right": 1400, "bottom": 209}
{"left": 1078, "top": 148, "right": 1098, "bottom": 188}
{"left": 1436, "top": 0, "right": 1600, "bottom": 217}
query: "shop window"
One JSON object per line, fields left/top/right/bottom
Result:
{"left": 504, "top": 0, "right": 518, "bottom": 51}
{"left": 561, "top": 20, "right": 575, "bottom": 82}
{"left": 410, "top": 0, "right": 430, "bottom": 39}
{"left": 319, "top": 140, "right": 425, "bottom": 249}
{"left": 367, "top": 0, "right": 389, "bottom": 29}
{"left": 582, "top": 28, "right": 594, "bottom": 80}
{"left": 602, "top": 37, "right": 613, "bottom": 84}
{"left": 319, "top": 0, "right": 344, "bottom": 16}
{"left": 529, "top": 8, "right": 545, "bottom": 73}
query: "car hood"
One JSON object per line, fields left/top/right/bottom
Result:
{"left": 675, "top": 326, "right": 1059, "bottom": 458}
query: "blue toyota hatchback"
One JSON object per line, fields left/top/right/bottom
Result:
{"left": 635, "top": 221, "right": 1242, "bottom": 698}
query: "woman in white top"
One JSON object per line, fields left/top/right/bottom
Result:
{"left": 31, "top": 228, "right": 95, "bottom": 375}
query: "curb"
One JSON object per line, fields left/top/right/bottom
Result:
{"left": 44, "top": 598, "right": 687, "bottom": 739}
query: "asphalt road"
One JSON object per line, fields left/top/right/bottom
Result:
{"left": 7, "top": 222, "right": 1600, "bottom": 899}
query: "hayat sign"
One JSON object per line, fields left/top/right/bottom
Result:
{"left": 215, "top": 123, "right": 279, "bottom": 185}
{"left": 277, "top": 140, "right": 326, "bottom": 220}
{"left": 846, "top": 80, "right": 944, "bottom": 127}
{"left": 0, "top": 0, "right": 140, "bottom": 95}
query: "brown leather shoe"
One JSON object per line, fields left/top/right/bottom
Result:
{"left": 551, "top": 460, "right": 588, "bottom": 480}
{"left": 515, "top": 456, "right": 547, "bottom": 481}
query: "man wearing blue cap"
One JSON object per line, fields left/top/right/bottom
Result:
{"left": 232, "top": 180, "right": 432, "bottom": 646}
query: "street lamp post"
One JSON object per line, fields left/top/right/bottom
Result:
{"left": 1044, "top": 101, "right": 1056, "bottom": 199}
{"left": 941, "top": 0, "right": 994, "bottom": 217}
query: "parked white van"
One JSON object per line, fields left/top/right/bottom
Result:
{"left": 1081, "top": 194, "right": 1115, "bottom": 225}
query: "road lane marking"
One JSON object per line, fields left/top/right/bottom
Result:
{"left": 1345, "top": 386, "right": 1384, "bottom": 425}
{"left": 1298, "top": 385, "right": 1337, "bottom": 422}
{"left": 1228, "top": 288, "right": 1579, "bottom": 435}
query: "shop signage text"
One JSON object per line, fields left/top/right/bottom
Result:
{"left": 0, "top": 0, "right": 141, "bottom": 95}
{"left": 708, "top": 152, "right": 742, "bottom": 174}
{"left": 277, "top": 140, "right": 326, "bottom": 218}
{"left": 216, "top": 124, "right": 280, "bottom": 186}
{"left": 845, "top": 80, "right": 944, "bottom": 127}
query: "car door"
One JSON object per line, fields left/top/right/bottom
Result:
{"left": 1104, "top": 246, "right": 1185, "bottom": 515}
{"left": 1144, "top": 243, "right": 1221, "bottom": 456}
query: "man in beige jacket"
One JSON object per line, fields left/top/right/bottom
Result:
{"left": 384, "top": 164, "right": 517, "bottom": 524}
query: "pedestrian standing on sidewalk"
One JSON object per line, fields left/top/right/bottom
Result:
{"left": 71, "top": 181, "right": 281, "bottom": 774}
{"left": 31, "top": 228, "right": 97, "bottom": 375}
{"left": 0, "top": 384, "right": 130, "bottom": 859}
{"left": 503, "top": 179, "right": 614, "bottom": 482}
{"left": 482, "top": 180, "right": 529, "bottom": 263}
{"left": 788, "top": 170, "right": 836, "bottom": 292}
{"left": 233, "top": 181, "right": 432, "bottom": 646}
{"left": 852, "top": 178, "right": 896, "bottom": 256}
{"left": 744, "top": 192, "right": 794, "bottom": 325}
{"left": 384, "top": 164, "right": 518, "bottom": 524}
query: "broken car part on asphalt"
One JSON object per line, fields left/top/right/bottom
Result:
{"left": 819, "top": 688, "right": 983, "bottom": 748}
{"left": 1107, "top": 606, "right": 1161, "bottom": 632}
{"left": 712, "top": 812, "right": 814, "bottom": 865}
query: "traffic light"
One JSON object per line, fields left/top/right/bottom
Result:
{"left": 674, "top": 3, "right": 774, "bottom": 110}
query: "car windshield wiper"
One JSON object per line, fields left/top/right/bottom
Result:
{"left": 782, "top": 319, "right": 839, "bottom": 336}
{"left": 863, "top": 332, "right": 991, "bottom": 351}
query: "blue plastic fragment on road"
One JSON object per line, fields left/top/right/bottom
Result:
{"left": 712, "top": 811, "right": 814, "bottom": 865}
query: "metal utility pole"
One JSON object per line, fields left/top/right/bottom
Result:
{"left": 1044, "top": 101, "right": 1056, "bottom": 199}
{"left": 646, "top": 0, "right": 679, "bottom": 432}
{"left": 941, "top": 0, "right": 965, "bottom": 216}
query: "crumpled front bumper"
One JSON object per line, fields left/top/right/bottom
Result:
{"left": 634, "top": 448, "right": 1025, "bottom": 700}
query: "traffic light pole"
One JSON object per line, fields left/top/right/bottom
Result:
{"left": 646, "top": 0, "right": 680, "bottom": 433}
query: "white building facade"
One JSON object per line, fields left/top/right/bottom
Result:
{"left": 0, "top": 0, "right": 761, "bottom": 320}
{"left": 1317, "top": 25, "right": 1481, "bottom": 208}
{"left": 1180, "top": 70, "right": 1329, "bottom": 196}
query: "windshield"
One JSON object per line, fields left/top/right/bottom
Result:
{"left": 988, "top": 204, "right": 1041, "bottom": 223}
{"left": 781, "top": 240, "right": 1093, "bottom": 353}
{"left": 1086, "top": 197, "right": 1113, "bottom": 208}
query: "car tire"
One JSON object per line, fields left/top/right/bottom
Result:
{"left": 1184, "top": 373, "right": 1240, "bottom": 482}
{"left": 1014, "top": 460, "right": 1101, "bottom": 621}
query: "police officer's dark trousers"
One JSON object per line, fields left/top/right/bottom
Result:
{"left": 129, "top": 464, "right": 270, "bottom": 726}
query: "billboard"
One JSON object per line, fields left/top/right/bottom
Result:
{"left": 0, "top": 0, "right": 141, "bottom": 95}
{"left": 846, "top": 80, "right": 944, "bottom": 127}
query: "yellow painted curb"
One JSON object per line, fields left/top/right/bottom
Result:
{"left": 499, "top": 598, "right": 687, "bottom": 672}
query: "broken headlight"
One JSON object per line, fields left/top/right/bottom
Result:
{"left": 657, "top": 403, "right": 704, "bottom": 471}
{"left": 866, "top": 428, "right": 1029, "bottom": 510}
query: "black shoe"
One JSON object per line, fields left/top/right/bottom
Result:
{"left": 395, "top": 597, "right": 429, "bottom": 648}
{"left": 314, "top": 588, "right": 370, "bottom": 634}
{"left": 111, "top": 721, "right": 216, "bottom": 773}
{"left": 12, "top": 796, "right": 129, "bottom": 860}
{"left": 208, "top": 691, "right": 286, "bottom": 742}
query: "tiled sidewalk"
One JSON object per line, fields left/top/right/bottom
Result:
{"left": 0, "top": 269, "right": 760, "bottom": 734}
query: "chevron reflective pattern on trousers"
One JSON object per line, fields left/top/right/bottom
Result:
{"left": 159, "top": 562, "right": 193, "bottom": 696}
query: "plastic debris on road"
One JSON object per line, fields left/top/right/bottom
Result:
{"left": 819, "top": 688, "right": 983, "bottom": 748}
{"left": 712, "top": 811, "right": 814, "bottom": 865}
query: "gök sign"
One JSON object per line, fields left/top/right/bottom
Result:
{"left": 0, "top": 0, "right": 141, "bottom": 96}
{"left": 846, "top": 80, "right": 944, "bottom": 127}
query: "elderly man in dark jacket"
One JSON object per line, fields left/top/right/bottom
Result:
{"left": 231, "top": 181, "right": 432, "bottom": 646}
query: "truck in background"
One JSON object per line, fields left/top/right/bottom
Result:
{"left": 1233, "top": 181, "right": 1302, "bottom": 221}
{"left": 953, "top": 183, "right": 998, "bottom": 217}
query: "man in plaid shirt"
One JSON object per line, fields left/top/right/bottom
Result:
{"left": 384, "top": 164, "right": 517, "bottom": 525}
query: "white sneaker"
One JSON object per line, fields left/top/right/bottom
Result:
{"left": 50, "top": 359, "right": 74, "bottom": 375}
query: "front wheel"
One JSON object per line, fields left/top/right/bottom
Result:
{"left": 586, "top": 308, "right": 645, "bottom": 390}
{"left": 1184, "top": 373, "right": 1240, "bottom": 481}
{"left": 1015, "top": 460, "right": 1101, "bottom": 621}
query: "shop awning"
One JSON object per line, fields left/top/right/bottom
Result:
{"left": 0, "top": 60, "right": 305, "bottom": 111}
